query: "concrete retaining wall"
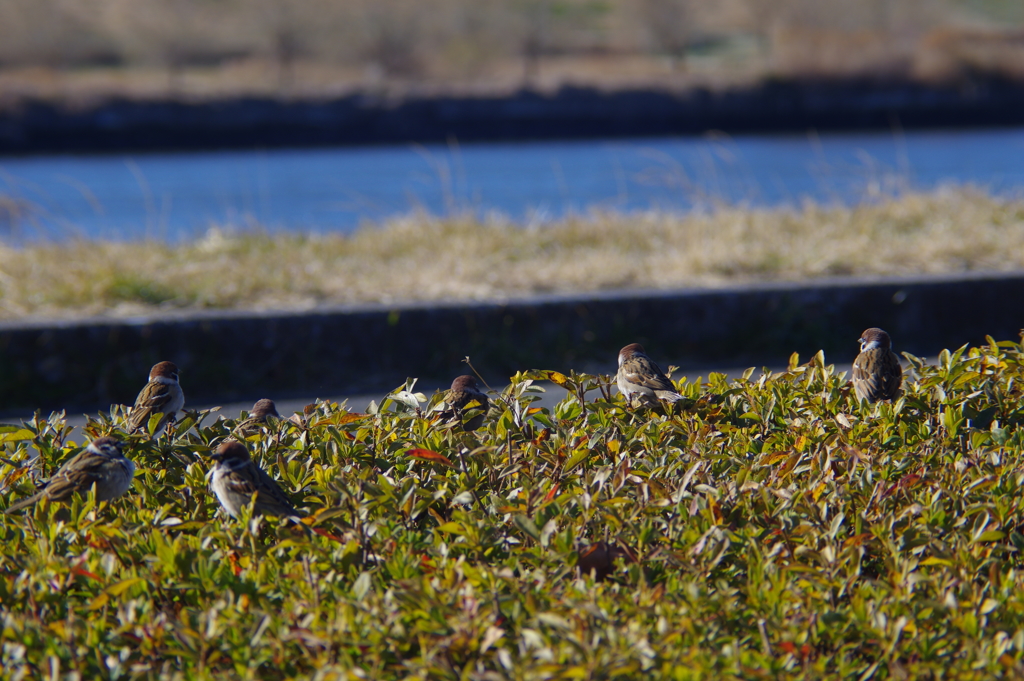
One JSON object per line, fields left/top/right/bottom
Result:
{"left": 4, "top": 78, "right": 1024, "bottom": 153}
{"left": 1, "top": 272, "right": 1021, "bottom": 414}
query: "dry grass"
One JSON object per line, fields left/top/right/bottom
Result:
{"left": 0, "top": 186, "right": 1021, "bottom": 321}
{"left": 0, "top": 0, "right": 1021, "bottom": 108}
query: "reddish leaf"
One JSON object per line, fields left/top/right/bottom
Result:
{"left": 543, "top": 483, "right": 560, "bottom": 503}
{"left": 72, "top": 565, "right": 101, "bottom": 581}
{"left": 228, "top": 551, "right": 243, "bottom": 577}
{"left": 310, "top": 527, "right": 345, "bottom": 542}
{"left": 406, "top": 449, "right": 454, "bottom": 467}
{"left": 316, "top": 412, "right": 369, "bottom": 427}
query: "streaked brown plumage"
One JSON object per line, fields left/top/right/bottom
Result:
{"left": 127, "top": 361, "right": 184, "bottom": 434}
{"left": 616, "top": 343, "right": 682, "bottom": 406}
{"left": 436, "top": 375, "right": 490, "bottom": 431}
{"left": 233, "top": 398, "right": 282, "bottom": 437}
{"left": 6, "top": 437, "right": 135, "bottom": 513}
{"left": 852, "top": 327, "right": 903, "bottom": 403}
{"left": 209, "top": 440, "right": 303, "bottom": 519}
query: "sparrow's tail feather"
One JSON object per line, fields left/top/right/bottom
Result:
{"left": 657, "top": 391, "right": 684, "bottom": 402}
{"left": 5, "top": 490, "right": 44, "bottom": 513}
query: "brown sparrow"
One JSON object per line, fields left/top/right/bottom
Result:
{"left": 6, "top": 437, "right": 135, "bottom": 513}
{"left": 852, "top": 327, "right": 903, "bottom": 403}
{"left": 209, "top": 440, "right": 304, "bottom": 519}
{"left": 577, "top": 541, "right": 630, "bottom": 581}
{"left": 435, "top": 375, "right": 490, "bottom": 431}
{"left": 126, "top": 361, "right": 185, "bottom": 434}
{"left": 616, "top": 343, "right": 683, "bottom": 406}
{"left": 233, "top": 398, "right": 282, "bottom": 437}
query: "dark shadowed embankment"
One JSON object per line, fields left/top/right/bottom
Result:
{"left": 1, "top": 271, "right": 1021, "bottom": 414}
{"left": 3, "top": 78, "right": 1024, "bottom": 153}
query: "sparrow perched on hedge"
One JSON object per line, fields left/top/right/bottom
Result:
{"left": 577, "top": 541, "right": 631, "bottom": 582}
{"left": 233, "top": 398, "right": 281, "bottom": 437}
{"left": 436, "top": 375, "right": 490, "bottom": 431}
{"left": 5, "top": 437, "right": 135, "bottom": 513}
{"left": 127, "top": 361, "right": 184, "bottom": 434}
{"left": 616, "top": 343, "right": 683, "bottom": 406}
{"left": 209, "top": 440, "right": 304, "bottom": 519}
{"left": 852, "top": 327, "right": 903, "bottom": 403}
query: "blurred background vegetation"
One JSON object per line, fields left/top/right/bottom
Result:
{"left": 1, "top": 0, "right": 1022, "bottom": 104}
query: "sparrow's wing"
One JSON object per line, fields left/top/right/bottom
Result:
{"left": 6, "top": 449, "right": 109, "bottom": 510}
{"left": 233, "top": 415, "right": 279, "bottom": 437}
{"left": 221, "top": 465, "right": 260, "bottom": 498}
{"left": 851, "top": 352, "right": 876, "bottom": 400}
{"left": 43, "top": 449, "right": 116, "bottom": 501}
{"left": 435, "top": 390, "right": 489, "bottom": 423}
{"left": 253, "top": 467, "right": 303, "bottom": 517}
{"left": 853, "top": 349, "right": 903, "bottom": 402}
{"left": 127, "top": 380, "right": 176, "bottom": 429}
{"left": 448, "top": 389, "right": 488, "bottom": 412}
{"left": 877, "top": 351, "right": 904, "bottom": 400}
{"left": 620, "top": 357, "right": 678, "bottom": 393}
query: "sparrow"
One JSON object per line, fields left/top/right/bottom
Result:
{"left": 616, "top": 343, "right": 683, "bottom": 406}
{"left": 126, "top": 361, "right": 185, "bottom": 435}
{"left": 852, "top": 327, "right": 903, "bottom": 403}
{"left": 577, "top": 541, "right": 630, "bottom": 582}
{"left": 435, "top": 375, "right": 490, "bottom": 431}
{"left": 233, "top": 398, "right": 282, "bottom": 437}
{"left": 209, "top": 440, "right": 304, "bottom": 519}
{"left": 5, "top": 437, "right": 135, "bottom": 513}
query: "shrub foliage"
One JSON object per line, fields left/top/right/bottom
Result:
{"left": 4, "top": 337, "right": 1024, "bottom": 679}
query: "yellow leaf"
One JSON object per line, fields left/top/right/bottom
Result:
{"left": 88, "top": 593, "right": 110, "bottom": 611}
{"left": 106, "top": 577, "right": 145, "bottom": 597}
{"left": 564, "top": 447, "right": 591, "bottom": 472}
{"left": 0, "top": 429, "right": 34, "bottom": 443}
{"left": 811, "top": 482, "right": 827, "bottom": 503}
{"left": 762, "top": 452, "right": 790, "bottom": 466}
{"left": 607, "top": 440, "right": 621, "bottom": 454}
{"left": 545, "top": 371, "right": 569, "bottom": 386}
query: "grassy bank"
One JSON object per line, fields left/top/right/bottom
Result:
{"left": 1, "top": 0, "right": 1022, "bottom": 106}
{"left": 3, "top": 340, "right": 1024, "bottom": 677}
{"left": 0, "top": 187, "right": 1022, "bottom": 320}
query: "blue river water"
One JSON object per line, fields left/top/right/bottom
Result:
{"left": 1, "top": 127, "right": 1023, "bottom": 241}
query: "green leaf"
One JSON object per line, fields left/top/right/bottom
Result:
{"left": 513, "top": 515, "right": 541, "bottom": 541}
